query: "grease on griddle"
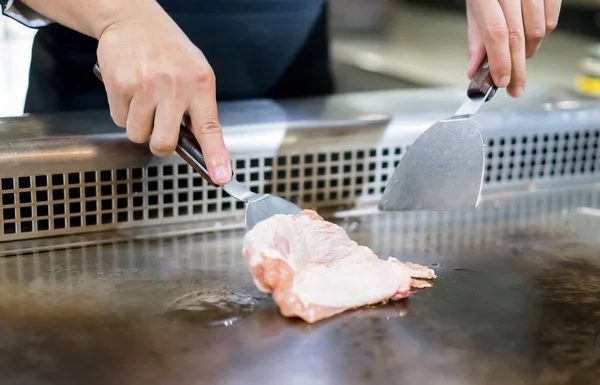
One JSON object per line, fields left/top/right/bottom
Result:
{"left": 164, "top": 290, "right": 256, "bottom": 327}
{"left": 452, "top": 267, "right": 478, "bottom": 272}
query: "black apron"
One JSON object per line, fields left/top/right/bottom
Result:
{"left": 24, "top": 0, "right": 333, "bottom": 114}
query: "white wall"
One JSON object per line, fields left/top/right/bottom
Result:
{"left": 0, "top": 16, "right": 36, "bottom": 117}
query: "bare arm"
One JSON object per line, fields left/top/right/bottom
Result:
{"left": 19, "top": 0, "right": 158, "bottom": 39}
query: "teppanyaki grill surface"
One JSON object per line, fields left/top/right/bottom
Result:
{"left": 1, "top": 187, "right": 600, "bottom": 385}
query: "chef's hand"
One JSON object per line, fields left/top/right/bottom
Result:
{"left": 96, "top": 1, "right": 232, "bottom": 184}
{"left": 466, "top": 0, "right": 561, "bottom": 98}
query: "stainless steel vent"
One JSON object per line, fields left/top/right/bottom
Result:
{"left": 484, "top": 130, "right": 599, "bottom": 184}
{"left": 1, "top": 87, "right": 599, "bottom": 244}
{"left": 0, "top": 147, "right": 407, "bottom": 240}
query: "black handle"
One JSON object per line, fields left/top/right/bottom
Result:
{"left": 93, "top": 63, "right": 217, "bottom": 187}
{"left": 466, "top": 56, "right": 498, "bottom": 102}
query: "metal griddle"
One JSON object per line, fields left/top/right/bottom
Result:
{"left": 1, "top": 182, "right": 600, "bottom": 385}
{"left": 1, "top": 85, "right": 599, "bottom": 385}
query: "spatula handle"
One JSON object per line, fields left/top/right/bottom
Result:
{"left": 92, "top": 63, "right": 218, "bottom": 187}
{"left": 466, "top": 56, "right": 497, "bottom": 101}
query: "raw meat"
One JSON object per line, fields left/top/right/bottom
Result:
{"left": 242, "top": 209, "right": 436, "bottom": 323}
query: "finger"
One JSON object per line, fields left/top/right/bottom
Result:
{"left": 102, "top": 71, "right": 136, "bottom": 129}
{"left": 468, "top": 46, "right": 487, "bottom": 81}
{"left": 466, "top": 2, "right": 486, "bottom": 79}
{"left": 126, "top": 92, "right": 155, "bottom": 143}
{"left": 522, "top": 0, "right": 546, "bottom": 58}
{"left": 544, "top": 0, "right": 561, "bottom": 34}
{"left": 104, "top": 83, "right": 133, "bottom": 129}
{"left": 499, "top": 0, "right": 526, "bottom": 97}
{"left": 149, "top": 99, "right": 183, "bottom": 157}
{"left": 473, "top": 0, "right": 511, "bottom": 87}
{"left": 189, "top": 94, "right": 231, "bottom": 185}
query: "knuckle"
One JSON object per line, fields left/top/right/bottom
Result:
{"left": 192, "top": 65, "right": 215, "bottom": 86}
{"left": 526, "top": 27, "right": 545, "bottom": 40}
{"left": 508, "top": 30, "right": 524, "bottom": 45}
{"left": 150, "top": 136, "right": 176, "bottom": 155}
{"left": 126, "top": 129, "right": 149, "bottom": 144}
{"left": 487, "top": 23, "right": 508, "bottom": 40}
{"left": 110, "top": 111, "right": 126, "bottom": 128}
{"left": 197, "top": 119, "right": 223, "bottom": 135}
{"left": 112, "top": 73, "right": 136, "bottom": 95}
{"left": 546, "top": 20, "right": 558, "bottom": 32}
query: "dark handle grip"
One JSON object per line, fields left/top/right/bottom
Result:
{"left": 466, "top": 56, "right": 497, "bottom": 102}
{"left": 92, "top": 63, "right": 218, "bottom": 187}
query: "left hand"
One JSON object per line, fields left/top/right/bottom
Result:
{"left": 466, "top": 0, "right": 562, "bottom": 98}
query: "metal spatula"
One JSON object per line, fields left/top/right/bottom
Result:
{"left": 93, "top": 64, "right": 301, "bottom": 231}
{"left": 177, "top": 126, "right": 302, "bottom": 231}
{"left": 378, "top": 58, "right": 497, "bottom": 212}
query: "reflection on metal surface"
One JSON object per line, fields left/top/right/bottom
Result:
{"left": 0, "top": 145, "right": 98, "bottom": 163}
{"left": 577, "top": 206, "right": 600, "bottom": 216}
{"left": 555, "top": 100, "right": 583, "bottom": 109}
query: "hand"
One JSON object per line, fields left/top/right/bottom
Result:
{"left": 466, "top": 0, "right": 561, "bottom": 98}
{"left": 96, "top": 1, "right": 232, "bottom": 184}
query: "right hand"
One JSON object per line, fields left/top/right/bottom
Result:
{"left": 466, "top": 0, "right": 561, "bottom": 98}
{"left": 96, "top": 1, "right": 232, "bottom": 185}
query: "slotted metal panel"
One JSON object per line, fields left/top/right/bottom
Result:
{"left": 0, "top": 147, "right": 407, "bottom": 239}
{"left": 484, "top": 130, "right": 599, "bottom": 184}
{"left": 0, "top": 87, "right": 599, "bottom": 244}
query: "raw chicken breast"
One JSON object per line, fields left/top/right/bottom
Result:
{"left": 243, "top": 209, "right": 436, "bottom": 323}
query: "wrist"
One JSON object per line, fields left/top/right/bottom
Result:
{"left": 91, "top": 0, "right": 160, "bottom": 39}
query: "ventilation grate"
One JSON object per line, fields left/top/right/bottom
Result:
{"left": 1, "top": 128, "right": 600, "bottom": 242}
{"left": 0, "top": 146, "right": 406, "bottom": 240}
{"left": 484, "top": 130, "right": 600, "bottom": 184}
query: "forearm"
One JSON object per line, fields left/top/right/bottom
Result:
{"left": 19, "top": 0, "right": 158, "bottom": 38}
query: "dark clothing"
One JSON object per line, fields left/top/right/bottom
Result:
{"left": 21, "top": 0, "right": 333, "bottom": 114}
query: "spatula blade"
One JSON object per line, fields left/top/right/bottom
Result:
{"left": 378, "top": 118, "right": 485, "bottom": 211}
{"left": 245, "top": 195, "right": 302, "bottom": 231}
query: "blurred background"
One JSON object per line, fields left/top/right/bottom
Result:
{"left": 1, "top": 0, "right": 600, "bottom": 117}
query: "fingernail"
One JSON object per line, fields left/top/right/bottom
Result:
{"left": 499, "top": 76, "right": 511, "bottom": 88}
{"left": 214, "top": 165, "right": 231, "bottom": 184}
